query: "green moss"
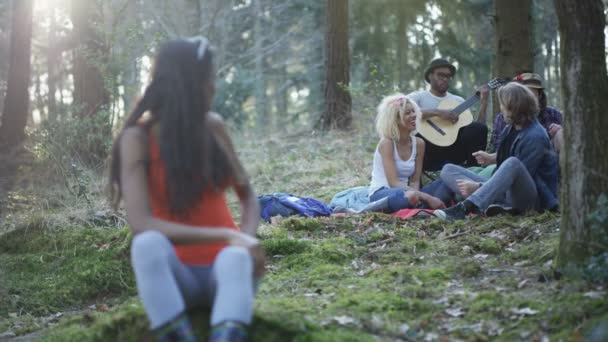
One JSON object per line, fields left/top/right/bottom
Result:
{"left": 478, "top": 239, "right": 501, "bottom": 254}
{"left": 280, "top": 217, "right": 324, "bottom": 232}
{"left": 314, "top": 240, "right": 355, "bottom": 264}
{"left": 262, "top": 238, "right": 310, "bottom": 256}
{"left": 454, "top": 260, "right": 482, "bottom": 277}
{"left": 294, "top": 329, "right": 376, "bottom": 342}
{"left": 0, "top": 173, "right": 604, "bottom": 342}
{"left": 0, "top": 227, "right": 133, "bottom": 316}
{"left": 42, "top": 299, "right": 300, "bottom": 342}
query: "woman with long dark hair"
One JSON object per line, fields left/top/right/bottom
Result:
{"left": 109, "top": 37, "right": 263, "bottom": 342}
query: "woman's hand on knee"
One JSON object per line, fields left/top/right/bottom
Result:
{"left": 228, "top": 231, "right": 266, "bottom": 277}
{"left": 228, "top": 230, "right": 260, "bottom": 248}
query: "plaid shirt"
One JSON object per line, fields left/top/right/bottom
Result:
{"left": 491, "top": 106, "right": 563, "bottom": 151}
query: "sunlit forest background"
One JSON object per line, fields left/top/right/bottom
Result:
{"left": 0, "top": 0, "right": 578, "bottom": 147}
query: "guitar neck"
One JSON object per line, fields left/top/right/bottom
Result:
{"left": 451, "top": 93, "right": 480, "bottom": 116}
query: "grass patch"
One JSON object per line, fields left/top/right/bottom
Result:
{"left": 0, "top": 226, "right": 134, "bottom": 317}
{"left": 1, "top": 132, "right": 607, "bottom": 341}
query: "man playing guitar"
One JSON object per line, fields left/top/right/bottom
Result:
{"left": 407, "top": 58, "right": 490, "bottom": 171}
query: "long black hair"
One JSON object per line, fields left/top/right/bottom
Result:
{"left": 109, "top": 38, "right": 238, "bottom": 217}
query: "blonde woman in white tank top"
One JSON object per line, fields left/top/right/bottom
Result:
{"left": 369, "top": 94, "right": 446, "bottom": 213}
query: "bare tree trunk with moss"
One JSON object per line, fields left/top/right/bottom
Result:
{"left": 554, "top": 0, "right": 608, "bottom": 269}
{"left": 493, "top": 0, "right": 533, "bottom": 116}
{"left": 0, "top": 0, "right": 33, "bottom": 148}
{"left": 320, "top": 0, "right": 351, "bottom": 131}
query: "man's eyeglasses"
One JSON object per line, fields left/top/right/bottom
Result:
{"left": 434, "top": 72, "right": 453, "bottom": 81}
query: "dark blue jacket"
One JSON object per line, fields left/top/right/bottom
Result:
{"left": 497, "top": 119, "right": 559, "bottom": 211}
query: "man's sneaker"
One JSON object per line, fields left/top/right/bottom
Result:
{"left": 485, "top": 204, "right": 519, "bottom": 217}
{"left": 434, "top": 202, "right": 467, "bottom": 221}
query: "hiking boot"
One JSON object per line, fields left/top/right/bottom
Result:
{"left": 485, "top": 204, "right": 520, "bottom": 217}
{"left": 434, "top": 202, "right": 467, "bottom": 221}
{"left": 210, "top": 321, "right": 248, "bottom": 342}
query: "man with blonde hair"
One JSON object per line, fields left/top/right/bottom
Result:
{"left": 491, "top": 72, "right": 563, "bottom": 158}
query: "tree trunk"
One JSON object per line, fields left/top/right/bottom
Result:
{"left": 121, "top": 0, "right": 141, "bottom": 117}
{"left": 254, "top": 0, "right": 268, "bottom": 133}
{"left": 307, "top": 3, "right": 325, "bottom": 123}
{"left": 396, "top": 5, "right": 408, "bottom": 84}
{"left": 71, "top": 0, "right": 109, "bottom": 118}
{"left": 0, "top": 0, "right": 33, "bottom": 147}
{"left": 544, "top": 40, "right": 551, "bottom": 86}
{"left": 493, "top": 0, "right": 533, "bottom": 115}
{"left": 47, "top": 3, "right": 58, "bottom": 121}
{"left": 272, "top": 10, "right": 288, "bottom": 130}
{"left": 34, "top": 58, "right": 44, "bottom": 122}
{"left": 554, "top": 0, "right": 608, "bottom": 268}
{"left": 320, "top": 0, "right": 351, "bottom": 131}
{"left": 552, "top": 38, "right": 561, "bottom": 105}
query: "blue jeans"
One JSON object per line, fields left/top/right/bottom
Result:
{"left": 419, "top": 179, "right": 454, "bottom": 207}
{"left": 440, "top": 157, "right": 537, "bottom": 211}
{"left": 369, "top": 187, "right": 411, "bottom": 213}
{"left": 369, "top": 182, "right": 453, "bottom": 213}
{"left": 131, "top": 231, "right": 256, "bottom": 328}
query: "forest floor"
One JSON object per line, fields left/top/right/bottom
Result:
{"left": 0, "top": 129, "right": 607, "bottom": 341}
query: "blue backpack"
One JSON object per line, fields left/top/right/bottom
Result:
{"left": 258, "top": 193, "right": 332, "bottom": 222}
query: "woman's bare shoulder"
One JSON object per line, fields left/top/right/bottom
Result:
{"left": 207, "top": 112, "right": 225, "bottom": 127}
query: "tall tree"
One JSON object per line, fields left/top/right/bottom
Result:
{"left": 320, "top": 0, "right": 351, "bottom": 130}
{"left": 71, "top": 0, "right": 109, "bottom": 118}
{"left": 306, "top": 1, "right": 325, "bottom": 123}
{"left": 493, "top": 0, "right": 534, "bottom": 114}
{"left": 554, "top": 0, "right": 608, "bottom": 268}
{"left": 47, "top": 1, "right": 59, "bottom": 120}
{"left": 494, "top": 0, "right": 533, "bottom": 76}
{"left": 119, "top": 0, "right": 143, "bottom": 116}
{"left": 0, "top": 0, "right": 33, "bottom": 147}
{"left": 254, "top": 0, "right": 268, "bottom": 132}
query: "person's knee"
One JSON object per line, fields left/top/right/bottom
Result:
{"left": 440, "top": 163, "right": 459, "bottom": 180}
{"left": 385, "top": 191, "right": 410, "bottom": 212}
{"left": 215, "top": 246, "right": 252, "bottom": 274}
{"left": 503, "top": 156, "right": 524, "bottom": 171}
{"left": 131, "top": 231, "right": 172, "bottom": 267}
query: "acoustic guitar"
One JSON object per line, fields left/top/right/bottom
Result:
{"left": 416, "top": 78, "right": 509, "bottom": 147}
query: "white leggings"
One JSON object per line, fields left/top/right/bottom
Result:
{"left": 131, "top": 231, "right": 255, "bottom": 328}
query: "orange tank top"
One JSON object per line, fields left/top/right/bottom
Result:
{"left": 147, "top": 133, "right": 238, "bottom": 265}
